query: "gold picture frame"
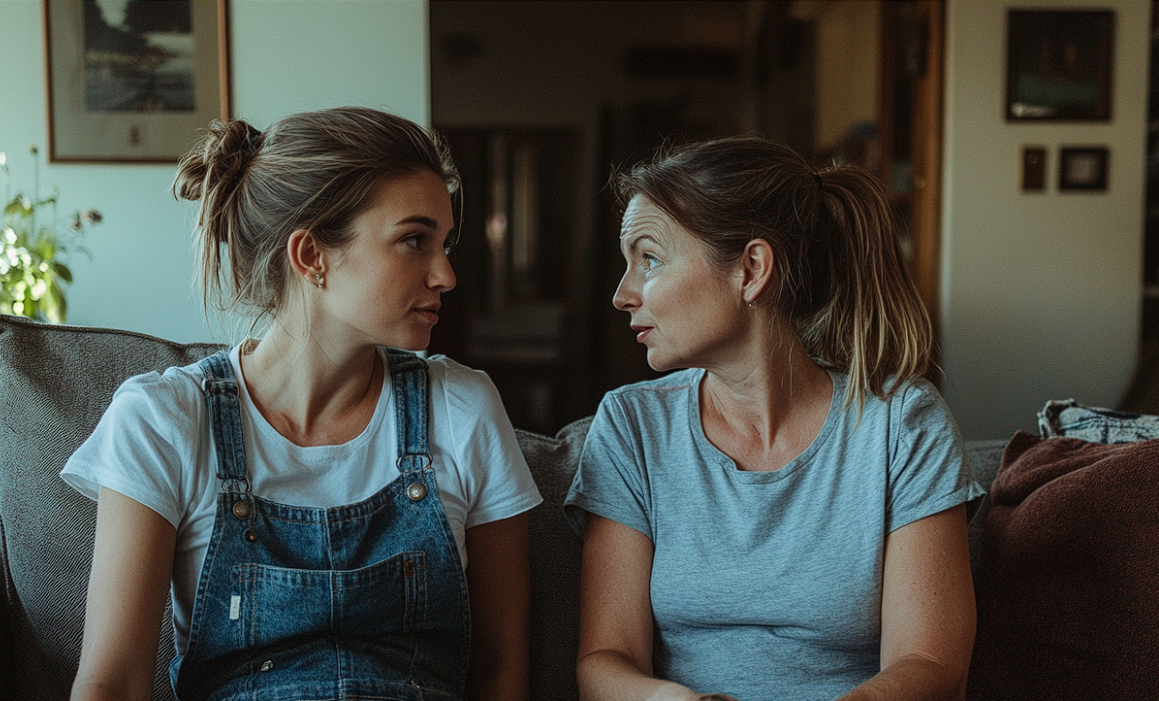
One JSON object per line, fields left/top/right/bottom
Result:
{"left": 43, "top": 0, "right": 230, "bottom": 163}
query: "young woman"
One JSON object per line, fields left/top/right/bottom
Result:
{"left": 64, "top": 107, "right": 541, "bottom": 701}
{"left": 566, "top": 137, "right": 983, "bottom": 701}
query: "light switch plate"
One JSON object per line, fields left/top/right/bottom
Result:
{"left": 1022, "top": 146, "right": 1046, "bottom": 192}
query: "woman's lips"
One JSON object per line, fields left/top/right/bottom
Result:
{"left": 631, "top": 325, "right": 651, "bottom": 343}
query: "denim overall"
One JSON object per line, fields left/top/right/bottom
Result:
{"left": 169, "top": 350, "right": 469, "bottom": 701}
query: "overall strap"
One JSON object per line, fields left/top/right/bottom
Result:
{"left": 385, "top": 349, "right": 430, "bottom": 476}
{"left": 198, "top": 350, "right": 250, "bottom": 491}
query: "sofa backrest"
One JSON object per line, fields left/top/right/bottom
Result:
{"left": 517, "top": 420, "right": 589, "bottom": 701}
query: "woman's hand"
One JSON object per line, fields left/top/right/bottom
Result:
{"left": 465, "top": 513, "right": 531, "bottom": 701}
{"left": 70, "top": 488, "right": 176, "bottom": 701}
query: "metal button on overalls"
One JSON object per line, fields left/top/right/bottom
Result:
{"left": 407, "top": 482, "right": 428, "bottom": 501}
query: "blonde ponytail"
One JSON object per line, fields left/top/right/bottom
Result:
{"left": 801, "top": 164, "right": 932, "bottom": 409}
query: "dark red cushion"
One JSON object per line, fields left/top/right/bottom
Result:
{"left": 967, "top": 430, "right": 1159, "bottom": 700}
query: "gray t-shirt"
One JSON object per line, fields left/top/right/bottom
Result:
{"left": 565, "top": 368, "right": 983, "bottom": 701}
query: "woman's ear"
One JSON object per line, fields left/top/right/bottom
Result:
{"left": 286, "top": 229, "right": 326, "bottom": 283}
{"left": 740, "top": 238, "right": 775, "bottom": 305}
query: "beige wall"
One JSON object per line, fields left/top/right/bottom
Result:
{"left": 940, "top": 0, "right": 1149, "bottom": 439}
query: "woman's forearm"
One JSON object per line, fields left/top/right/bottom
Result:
{"left": 839, "top": 654, "right": 967, "bottom": 701}
{"left": 70, "top": 680, "right": 149, "bottom": 701}
{"left": 578, "top": 649, "right": 707, "bottom": 701}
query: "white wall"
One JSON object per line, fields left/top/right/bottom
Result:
{"left": 0, "top": 0, "right": 429, "bottom": 343}
{"left": 941, "top": 0, "right": 1149, "bottom": 439}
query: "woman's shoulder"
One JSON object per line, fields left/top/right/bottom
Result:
{"left": 421, "top": 353, "right": 497, "bottom": 396}
{"left": 604, "top": 368, "right": 701, "bottom": 403}
{"left": 419, "top": 354, "right": 514, "bottom": 430}
{"left": 590, "top": 369, "right": 702, "bottom": 432}
{"left": 832, "top": 370, "right": 947, "bottom": 412}
{"left": 845, "top": 374, "right": 960, "bottom": 445}
{"left": 110, "top": 358, "right": 209, "bottom": 419}
{"left": 886, "top": 375, "right": 953, "bottom": 417}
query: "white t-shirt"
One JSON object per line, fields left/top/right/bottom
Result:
{"left": 62, "top": 346, "right": 542, "bottom": 653}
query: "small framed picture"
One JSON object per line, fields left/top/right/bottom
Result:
{"left": 43, "top": 0, "right": 230, "bottom": 163}
{"left": 1006, "top": 10, "right": 1114, "bottom": 122}
{"left": 1058, "top": 147, "right": 1109, "bottom": 192}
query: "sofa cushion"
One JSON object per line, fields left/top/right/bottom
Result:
{"left": 967, "top": 430, "right": 1159, "bottom": 700}
{"left": 0, "top": 314, "right": 222, "bottom": 701}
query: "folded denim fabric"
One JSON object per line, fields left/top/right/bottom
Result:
{"left": 1038, "top": 398, "right": 1159, "bottom": 443}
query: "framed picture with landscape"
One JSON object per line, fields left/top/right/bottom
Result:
{"left": 1005, "top": 9, "right": 1113, "bottom": 122}
{"left": 43, "top": 0, "right": 230, "bottom": 163}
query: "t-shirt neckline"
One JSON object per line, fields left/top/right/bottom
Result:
{"left": 687, "top": 366, "right": 845, "bottom": 480}
{"left": 229, "top": 344, "right": 392, "bottom": 455}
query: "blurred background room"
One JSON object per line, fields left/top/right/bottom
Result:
{"left": 1, "top": 0, "right": 1154, "bottom": 441}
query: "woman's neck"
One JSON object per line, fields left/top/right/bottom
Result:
{"left": 238, "top": 322, "right": 384, "bottom": 447}
{"left": 699, "top": 338, "right": 833, "bottom": 472}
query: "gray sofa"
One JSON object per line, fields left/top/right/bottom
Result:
{"left": 0, "top": 314, "right": 1007, "bottom": 701}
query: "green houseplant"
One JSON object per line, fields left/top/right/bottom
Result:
{"left": 1, "top": 146, "right": 101, "bottom": 323}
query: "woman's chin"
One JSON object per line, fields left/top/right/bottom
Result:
{"left": 645, "top": 351, "right": 674, "bottom": 373}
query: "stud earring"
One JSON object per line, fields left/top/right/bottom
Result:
{"left": 313, "top": 273, "right": 324, "bottom": 289}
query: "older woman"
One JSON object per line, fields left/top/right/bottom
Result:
{"left": 566, "top": 137, "right": 982, "bottom": 701}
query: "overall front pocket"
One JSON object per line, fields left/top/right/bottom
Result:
{"left": 230, "top": 550, "right": 427, "bottom": 650}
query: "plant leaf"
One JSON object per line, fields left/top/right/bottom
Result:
{"left": 4, "top": 198, "right": 29, "bottom": 216}
{"left": 44, "top": 282, "right": 65, "bottom": 323}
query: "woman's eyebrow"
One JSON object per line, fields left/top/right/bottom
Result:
{"left": 620, "top": 231, "right": 657, "bottom": 253}
{"left": 395, "top": 215, "right": 440, "bottom": 229}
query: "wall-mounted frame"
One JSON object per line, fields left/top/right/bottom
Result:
{"left": 1059, "top": 147, "right": 1109, "bottom": 192}
{"left": 43, "top": 0, "right": 230, "bottom": 163}
{"left": 1006, "top": 9, "right": 1114, "bottom": 122}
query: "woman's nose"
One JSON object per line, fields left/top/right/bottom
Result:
{"left": 432, "top": 250, "right": 457, "bottom": 292}
{"left": 612, "top": 269, "right": 637, "bottom": 311}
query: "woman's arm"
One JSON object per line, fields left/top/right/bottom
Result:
{"left": 465, "top": 512, "right": 531, "bottom": 701}
{"left": 70, "top": 487, "right": 176, "bottom": 701}
{"left": 577, "top": 515, "right": 731, "bottom": 701}
{"left": 840, "top": 504, "right": 976, "bottom": 701}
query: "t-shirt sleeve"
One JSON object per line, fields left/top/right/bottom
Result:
{"left": 440, "top": 360, "right": 542, "bottom": 529}
{"left": 564, "top": 393, "right": 652, "bottom": 540}
{"left": 59, "top": 371, "right": 200, "bottom": 530}
{"left": 886, "top": 380, "right": 986, "bottom": 532}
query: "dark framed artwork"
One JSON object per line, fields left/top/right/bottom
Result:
{"left": 1059, "top": 147, "right": 1109, "bottom": 192}
{"left": 44, "top": 0, "right": 230, "bottom": 163}
{"left": 1006, "top": 10, "right": 1114, "bottom": 121}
